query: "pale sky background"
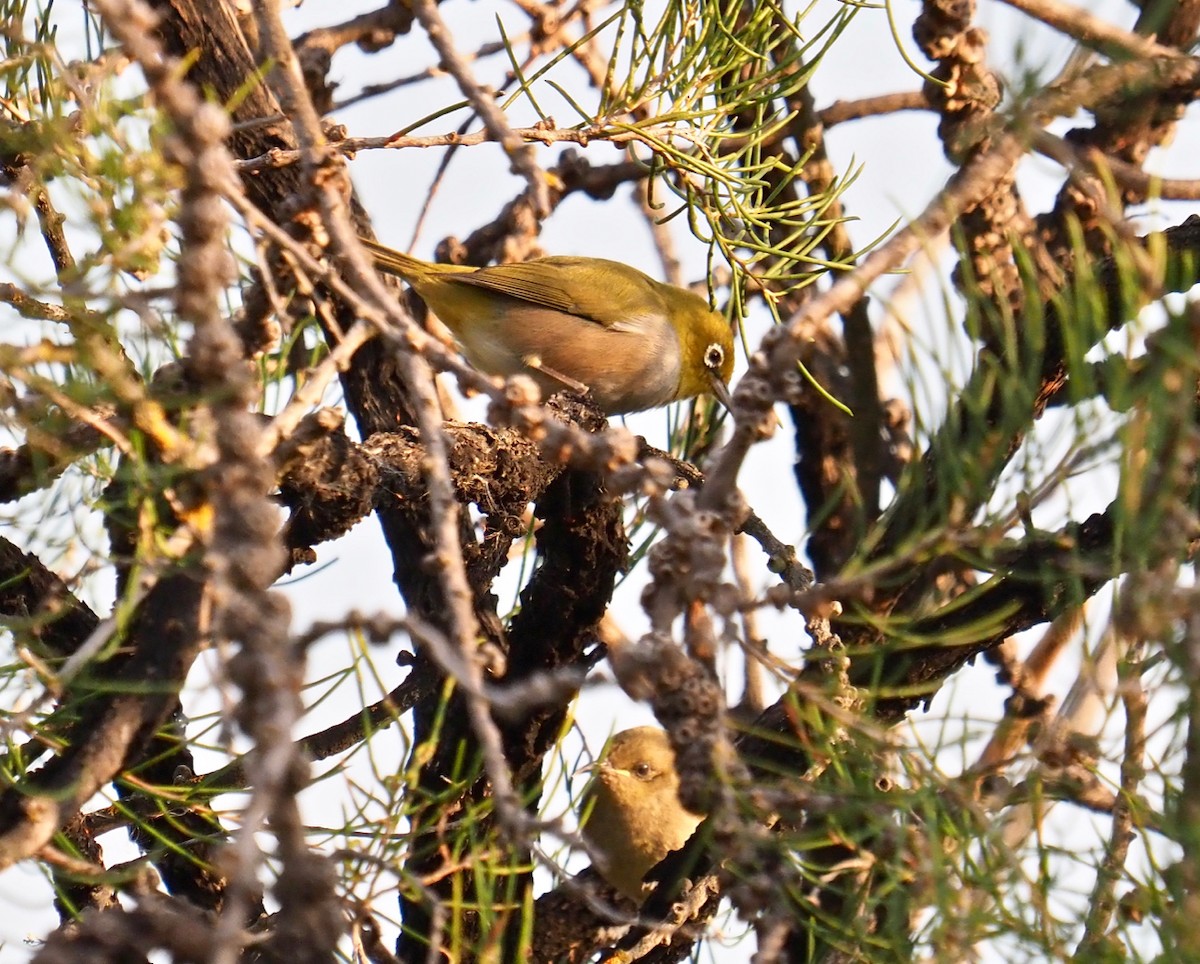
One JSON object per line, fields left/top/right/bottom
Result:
{"left": 0, "top": 0, "right": 1196, "bottom": 960}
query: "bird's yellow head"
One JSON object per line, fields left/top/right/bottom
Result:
{"left": 666, "top": 294, "right": 735, "bottom": 406}
{"left": 591, "top": 726, "right": 681, "bottom": 799}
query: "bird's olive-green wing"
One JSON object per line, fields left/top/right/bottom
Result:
{"left": 450, "top": 256, "right": 669, "bottom": 329}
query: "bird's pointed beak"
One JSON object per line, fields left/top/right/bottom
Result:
{"left": 578, "top": 757, "right": 614, "bottom": 778}
{"left": 709, "top": 372, "right": 735, "bottom": 412}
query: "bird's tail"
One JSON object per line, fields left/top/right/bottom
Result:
{"left": 358, "top": 237, "right": 475, "bottom": 281}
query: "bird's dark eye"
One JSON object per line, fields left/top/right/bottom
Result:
{"left": 704, "top": 343, "right": 725, "bottom": 371}
{"left": 633, "top": 762, "right": 653, "bottom": 779}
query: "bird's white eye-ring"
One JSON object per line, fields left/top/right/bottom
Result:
{"left": 703, "top": 343, "right": 725, "bottom": 372}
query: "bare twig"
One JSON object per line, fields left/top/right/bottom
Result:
{"left": 409, "top": 0, "right": 550, "bottom": 220}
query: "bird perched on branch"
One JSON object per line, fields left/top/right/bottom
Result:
{"left": 578, "top": 726, "right": 705, "bottom": 900}
{"left": 360, "top": 237, "right": 734, "bottom": 415}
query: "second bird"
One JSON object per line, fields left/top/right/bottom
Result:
{"left": 579, "top": 726, "right": 705, "bottom": 900}
{"left": 361, "top": 237, "right": 734, "bottom": 415}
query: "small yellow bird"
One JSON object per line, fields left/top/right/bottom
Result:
{"left": 360, "top": 238, "right": 734, "bottom": 415}
{"left": 578, "top": 726, "right": 705, "bottom": 900}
